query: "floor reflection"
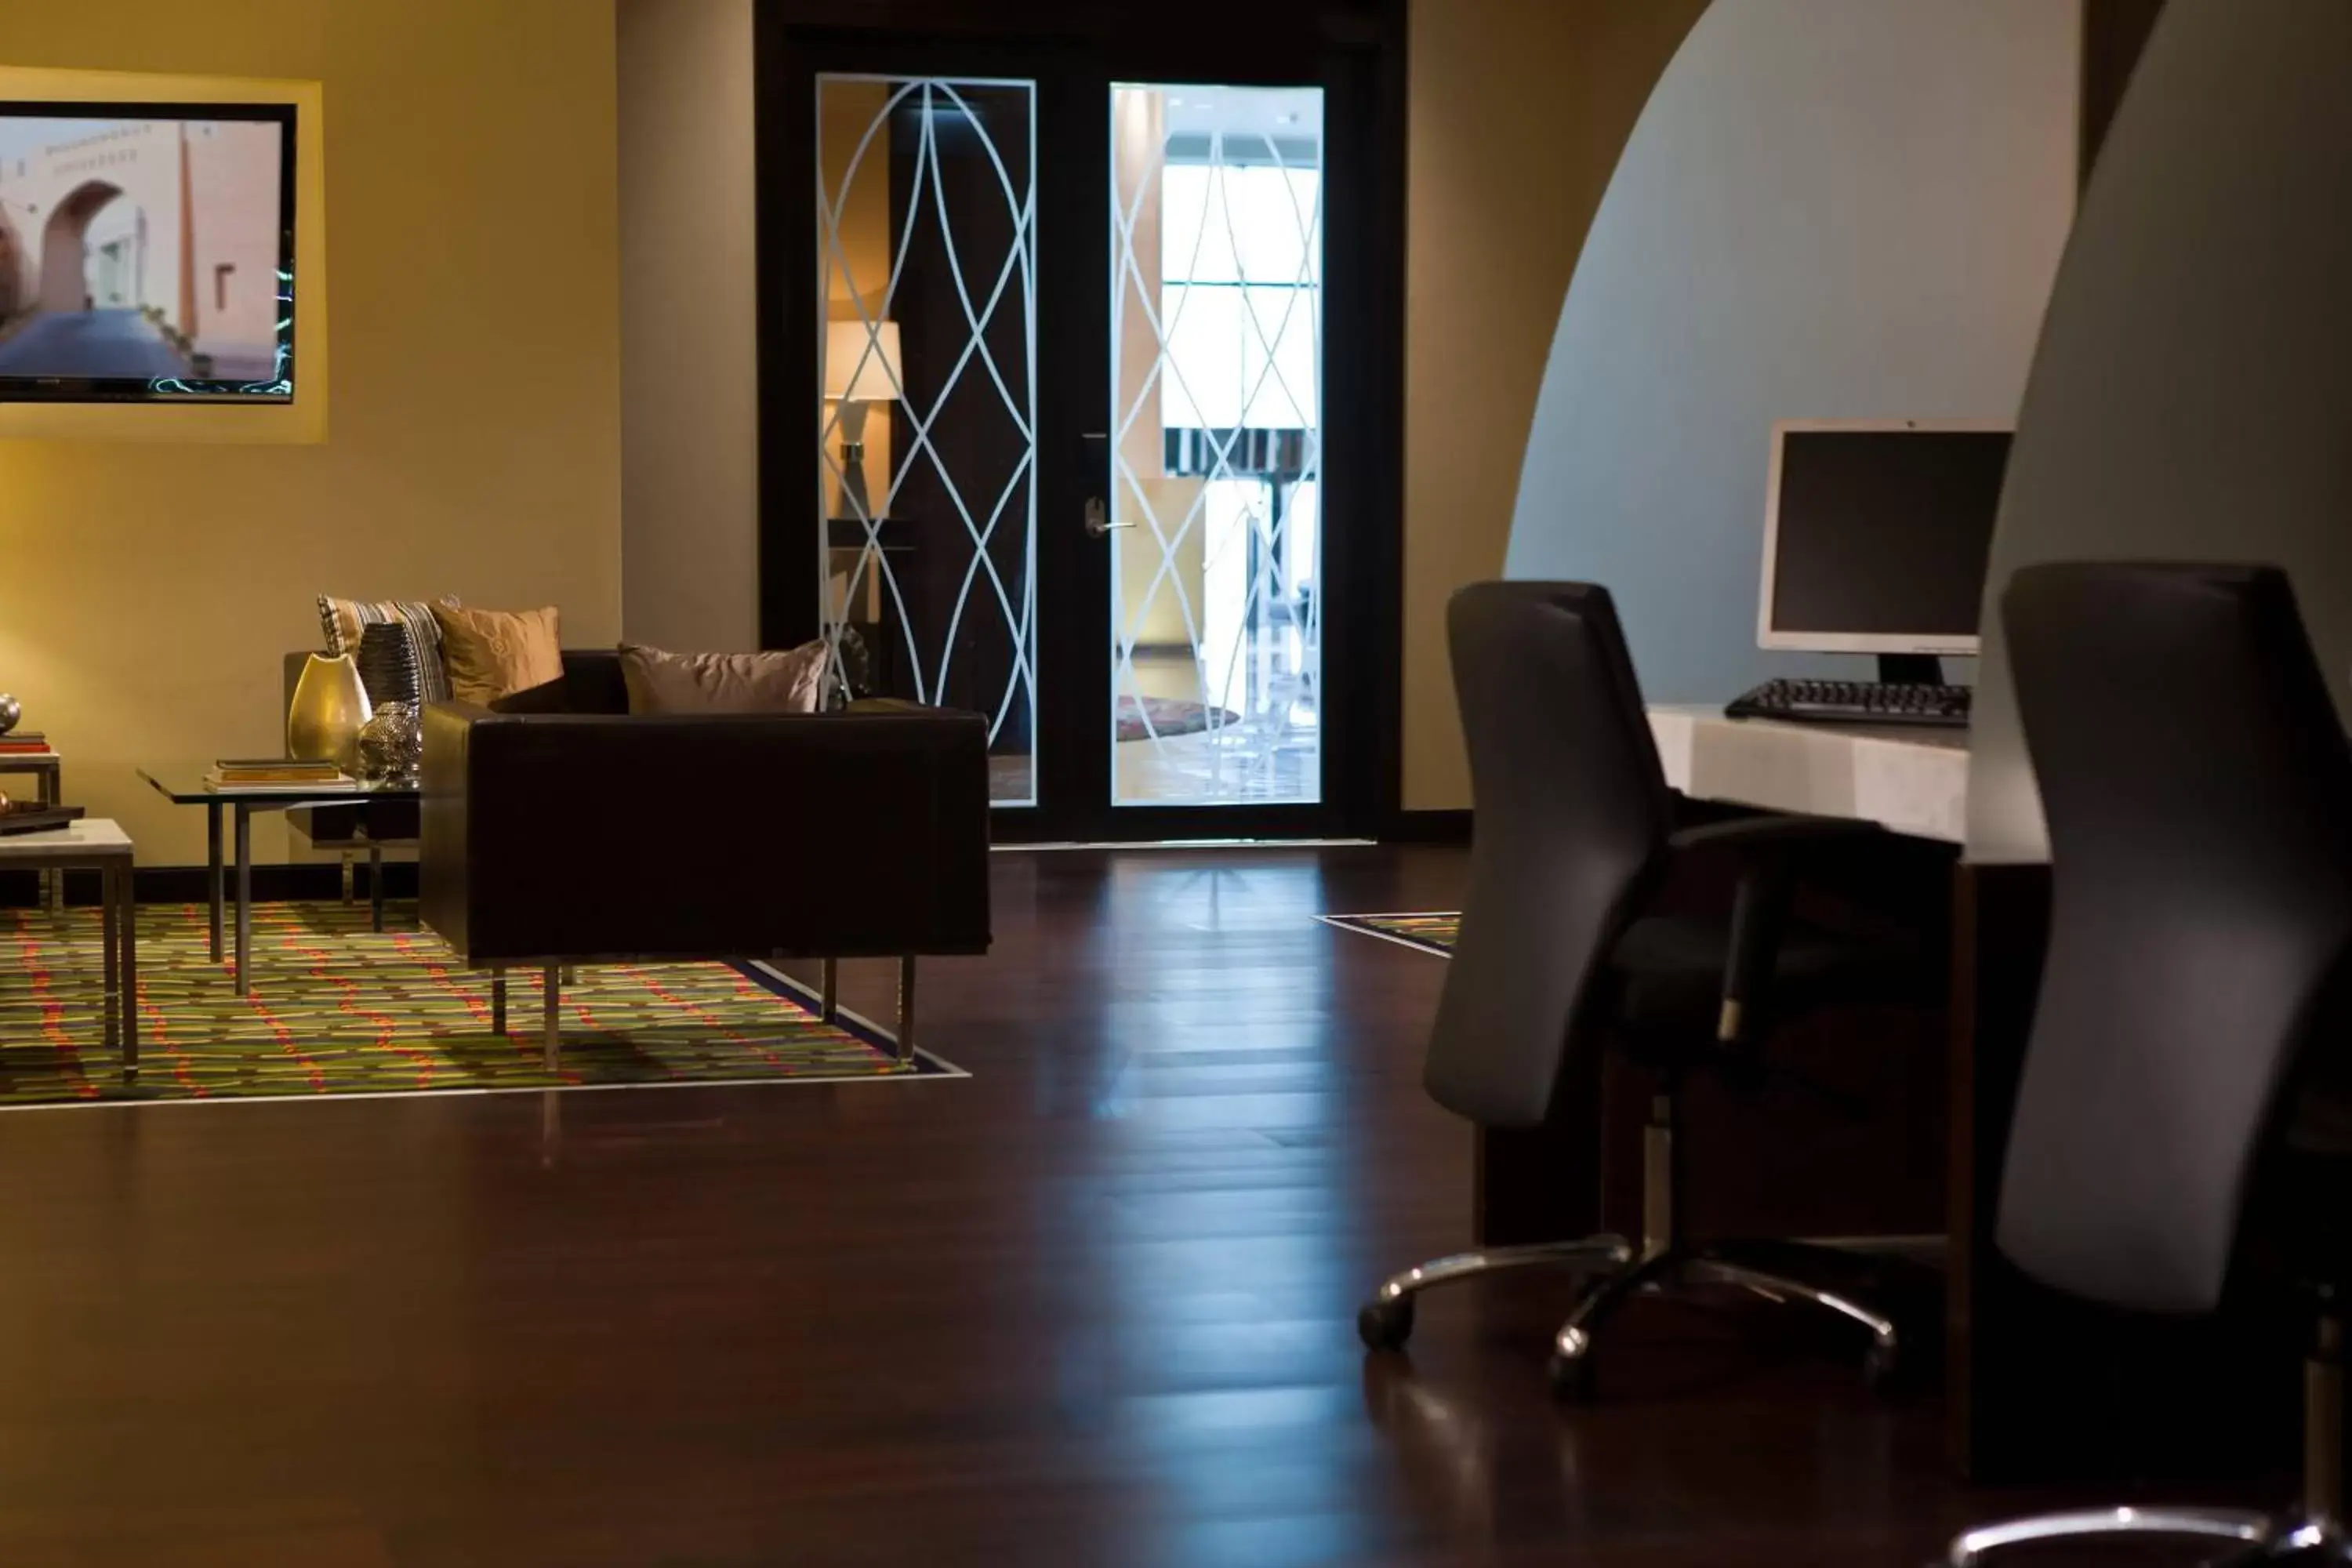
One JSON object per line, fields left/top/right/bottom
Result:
{"left": 1075, "top": 853, "right": 1398, "bottom": 1566}
{"left": 1361, "top": 1352, "right": 1595, "bottom": 1548}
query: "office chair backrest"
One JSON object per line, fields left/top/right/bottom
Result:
{"left": 1427, "top": 582, "right": 1673, "bottom": 1127}
{"left": 1999, "top": 562, "right": 2352, "bottom": 1315}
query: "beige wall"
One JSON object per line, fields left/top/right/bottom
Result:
{"left": 618, "top": 0, "right": 758, "bottom": 652}
{"left": 0, "top": 0, "right": 623, "bottom": 865}
{"left": 1402, "top": 0, "right": 1707, "bottom": 808}
{"left": 615, "top": 0, "right": 1703, "bottom": 812}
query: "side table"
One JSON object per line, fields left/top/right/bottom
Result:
{"left": 136, "top": 767, "right": 416, "bottom": 997}
{"left": 0, "top": 818, "right": 136, "bottom": 1076}
{"left": 0, "top": 750, "right": 64, "bottom": 911}
{"left": 354, "top": 822, "right": 419, "bottom": 934}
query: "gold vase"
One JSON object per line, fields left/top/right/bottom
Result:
{"left": 287, "top": 653, "right": 372, "bottom": 774}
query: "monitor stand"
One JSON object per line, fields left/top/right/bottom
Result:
{"left": 1878, "top": 654, "right": 1944, "bottom": 687}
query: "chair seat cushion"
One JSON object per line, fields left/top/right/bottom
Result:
{"left": 1606, "top": 915, "right": 1910, "bottom": 1048}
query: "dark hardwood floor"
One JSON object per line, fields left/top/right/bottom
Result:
{"left": 0, "top": 847, "right": 2230, "bottom": 1564}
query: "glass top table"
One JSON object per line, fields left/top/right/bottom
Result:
{"left": 136, "top": 765, "right": 416, "bottom": 805}
{"left": 137, "top": 765, "right": 419, "bottom": 997}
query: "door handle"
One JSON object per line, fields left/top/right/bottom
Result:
{"left": 1085, "top": 496, "right": 1133, "bottom": 538}
{"left": 1078, "top": 433, "right": 1130, "bottom": 538}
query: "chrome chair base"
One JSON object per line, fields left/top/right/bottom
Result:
{"left": 1546, "top": 1239, "right": 1904, "bottom": 1396}
{"left": 1358, "top": 1236, "right": 1635, "bottom": 1350}
{"left": 1357, "top": 1093, "right": 1917, "bottom": 1393}
{"left": 1356, "top": 1230, "right": 1907, "bottom": 1396}
{"left": 1947, "top": 1507, "right": 2348, "bottom": 1564}
{"left": 1951, "top": 1312, "right": 2349, "bottom": 1564}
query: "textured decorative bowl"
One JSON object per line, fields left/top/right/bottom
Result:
{"left": 356, "top": 702, "right": 422, "bottom": 785}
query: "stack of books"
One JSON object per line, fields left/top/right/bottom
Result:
{"left": 205, "top": 757, "right": 359, "bottom": 791}
{"left": 0, "top": 731, "right": 53, "bottom": 757}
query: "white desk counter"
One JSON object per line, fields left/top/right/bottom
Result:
{"left": 1646, "top": 704, "right": 1970, "bottom": 844}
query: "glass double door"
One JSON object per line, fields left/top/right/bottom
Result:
{"left": 781, "top": 34, "right": 1384, "bottom": 842}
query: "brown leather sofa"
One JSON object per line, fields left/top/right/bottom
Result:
{"left": 419, "top": 651, "right": 991, "bottom": 1065}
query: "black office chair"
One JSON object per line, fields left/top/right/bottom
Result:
{"left": 1948, "top": 563, "right": 2352, "bottom": 1563}
{"left": 1359, "top": 581, "right": 1927, "bottom": 1395}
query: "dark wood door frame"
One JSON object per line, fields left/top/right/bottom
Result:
{"left": 753, "top": 0, "right": 1407, "bottom": 844}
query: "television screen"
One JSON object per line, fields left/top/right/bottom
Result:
{"left": 0, "top": 102, "right": 295, "bottom": 402}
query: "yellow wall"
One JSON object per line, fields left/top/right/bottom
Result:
{"left": 0, "top": 0, "right": 622, "bottom": 864}
{"left": 1402, "top": 0, "right": 1708, "bottom": 808}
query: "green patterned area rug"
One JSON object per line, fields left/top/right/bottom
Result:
{"left": 1318, "top": 912, "right": 1460, "bottom": 956}
{"left": 0, "top": 902, "right": 936, "bottom": 1106}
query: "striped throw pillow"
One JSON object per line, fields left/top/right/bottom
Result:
{"left": 315, "top": 595, "right": 460, "bottom": 704}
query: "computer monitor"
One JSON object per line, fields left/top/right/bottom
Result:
{"left": 1758, "top": 419, "right": 2011, "bottom": 662}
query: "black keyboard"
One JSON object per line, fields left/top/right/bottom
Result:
{"left": 1726, "top": 678, "right": 1972, "bottom": 728}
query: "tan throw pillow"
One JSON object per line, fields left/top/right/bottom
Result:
{"left": 619, "top": 641, "right": 829, "bottom": 716}
{"left": 430, "top": 604, "right": 564, "bottom": 707}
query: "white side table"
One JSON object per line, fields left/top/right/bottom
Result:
{"left": 0, "top": 818, "right": 136, "bottom": 1076}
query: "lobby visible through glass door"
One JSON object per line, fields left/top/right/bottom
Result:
{"left": 1109, "top": 85, "right": 1323, "bottom": 808}
{"left": 815, "top": 75, "right": 1040, "bottom": 807}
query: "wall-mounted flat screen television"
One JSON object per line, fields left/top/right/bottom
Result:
{"left": 0, "top": 102, "right": 295, "bottom": 403}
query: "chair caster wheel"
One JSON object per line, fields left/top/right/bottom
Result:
{"left": 1863, "top": 1336, "right": 1900, "bottom": 1392}
{"left": 1358, "top": 1297, "right": 1415, "bottom": 1352}
{"left": 1548, "top": 1351, "right": 1597, "bottom": 1401}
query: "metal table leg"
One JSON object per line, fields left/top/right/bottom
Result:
{"left": 41, "top": 765, "right": 60, "bottom": 914}
{"left": 897, "top": 956, "right": 917, "bottom": 1065}
{"left": 118, "top": 855, "right": 137, "bottom": 1078}
{"left": 101, "top": 858, "right": 120, "bottom": 1052}
{"left": 234, "top": 804, "right": 252, "bottom": 998}
{"left": 207, "top": 802, "right": 224, "bottom": 963}
{"left": 543, "top": 964, "right": 562, "bottom": 1071}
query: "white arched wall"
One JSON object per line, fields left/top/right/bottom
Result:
{"left": 1969, "top": 0, "right": 2352, "bottom": 862}
{"left": 1504, "top": 0, "right": 2079, "bottom": 702}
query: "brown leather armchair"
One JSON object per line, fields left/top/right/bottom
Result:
{"left": 419, "top": 652, "right": 991, "bottom": 1065}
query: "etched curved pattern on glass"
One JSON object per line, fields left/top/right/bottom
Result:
{"left": 817, "top": 76, "right": 1039, "bottom": 806}
{"left": 1111, "top": 85, "right": 1323, "bottom": 807}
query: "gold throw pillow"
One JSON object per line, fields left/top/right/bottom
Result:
{"left": 619, "top": 641, "right": 829, "bottom": 715}
{"left": 430, "top": 604, "right": 564, "bottom": 707}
